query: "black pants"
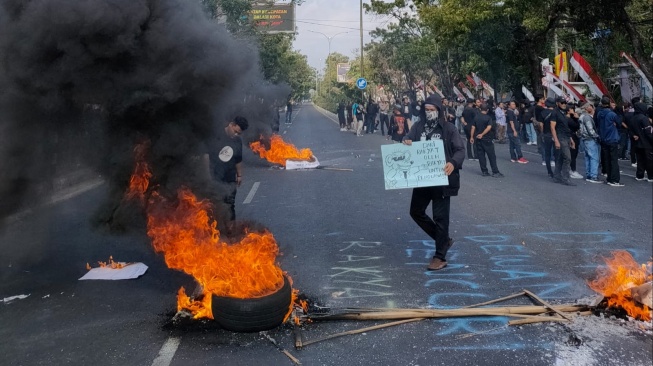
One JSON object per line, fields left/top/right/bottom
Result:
{"left": 410, "top": 187, "right": 451, "bottom": 261}
{"left": 618, "top": 131, "right": 629, "bottom": 159}
{"left": 601, "top": 142, "right": 620, "bottom": 183}
{"left": 554, "top": 138, "right": 572, "bottom": 182}
{"left": 225, "top": 185, "right": 237, "bottom": 221}
{"left": 542, "top": 133, "right": 559, "bottom": 176}
{"left": 635, "top": 148, "right": 653, "bottom": 179}
{"left": 338, "top": 115, "right": 346, "bottom": 128}
{"left": 379, "top": 113, "right": 389, "bottom": 135}
{"left": 464, "top": 128, "right": 476, "bottom": 159}
{"left": 630, "top": 136, "right": 638, "bottom": 164}
{"left": 476, "top": 139, "right": 500, "bottom": 174}
{"left": 570, "top": 134, "right": 579, "bottom": 172}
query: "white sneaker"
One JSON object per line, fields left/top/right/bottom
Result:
{"left": 607, "top": 182, "right": 625, "bottom": 187}
{"left": 631, "top": 163, "right": 637, "bottom": 167}
{"left": 550, "top": 161, "right": 555, "bottom": 167}
{"left": 532, "top": 142, "right": 537, "bottom": 146}
{"left": 541, "top": 161, "right": 546, "bottom": 166}
{"left": 570, "top": 171, "right": 583, "bottom": 179}
{"left": 635, "top": 177, "right": 647, "bottom": 181}
{"left": 526, "top": 142, "right": 532, "bottom": 145}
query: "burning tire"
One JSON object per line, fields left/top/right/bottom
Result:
{"left": 212, "top": 275, "right": 292, "bottom": 332}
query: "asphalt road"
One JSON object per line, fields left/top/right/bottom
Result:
{"left": 1, "top": 103, "right": 651, "bottom": 366}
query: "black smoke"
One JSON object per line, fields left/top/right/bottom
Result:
{"left": 0, "top": 0, "right": 288, "bottom": 230}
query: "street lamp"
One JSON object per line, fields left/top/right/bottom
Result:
{"left": 307, "top": 30, "right": 350, "bottom": 59}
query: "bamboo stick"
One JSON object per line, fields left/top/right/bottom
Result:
{"left": 301, "top": 318, "right": 424, "bottom": 348}
{"left": 523, "top": 289, "right": 572, "bottom": 321}
{"left": 463, "top": 291, "right": 527, "bottom": 308}
{"left": 310, "top": 305, "right": 586, "bottom": 321}
{"left": 508, "top": 316, "right": 567, "bottom": 326}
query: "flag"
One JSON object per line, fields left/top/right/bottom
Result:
{"left": 458, "top": 82, "right": 474, "bottom": 99}
{"left": 522, "top": 86, "right": 535, "bottom": 102}
{"left": 466, "top": 74, "right": 478, "bottom": 88}
{"left": 480, "top": 80, "right": 494, "bottom": 98}
{"left": 471, "top": 72, "right": 482, "bottom": 89}
{"left": 543, "top": 78, "right": 566, "bottom": 99}
{"left": 569, "top": 51, "right": 610, "bottom": 98}
{"left": 546, "top": 72, "right": 587, "bottom": 103}
{"left": 554, "top": 51, "right": 568, "bottom": 77}
{"left": 620, "top": 52, "right": 653, "bottom": 98}
{"left": 452, "top": 86, "right": 465, "bottom": 100}
{"left": 430, "top": 84, "right": 445, "bottom": 98}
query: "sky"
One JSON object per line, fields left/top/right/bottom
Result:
{"left": 289, "top": 0, "right": 393, "bottom": 71}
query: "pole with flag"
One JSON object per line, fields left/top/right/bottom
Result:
{"left": 569, "top": 51, "right": 611, "bottom": 99}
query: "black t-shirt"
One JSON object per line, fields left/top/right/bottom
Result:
{"left": 542, "top": 108, "right": 554, "bottom": 134}
{"left": 210, "top": 135, "right": 243, "bottom": 183}
{"left": 506, "top": 109, "right": 520, "bottom": 133}
{"left": 462, "top": 106, "right": 477, "bottom": 130}
{"left": 551, "top": 108, "right": 571, "bottom": 138}
{"left": 474, "top": 113, "right": 495, "bottom": 140}
{"left": 535, "top": 105, "right": 545, "bottom": 122}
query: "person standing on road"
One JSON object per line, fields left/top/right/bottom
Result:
{"left": 631, "top": 102, "right": 653, "bottom": 182}
{"left": 578, "top": 103, "right": 602, "bottom": 183}
{"left": 471, "top": 104, "right": 503, "bottom": 177}
{"left": 541, "top": 98, "right": 557, "bottom": 176}
{"left": 524, "top": 101, "right": 537, "bottom": 145}
{"left": 550, "top": 97, "right": 576, "bottom": 186}
{"left": 379, "top": 99, "right": 390, "bottom": 136}
{"left": 402, "top": 94, "right": 465, "bottom": 271}
{"left": 567, "top": 105, "right": 583, "bottom": 179}
{"left": 506, "top": 101, "right": 528, "bottom": 164}
{"left": 389, "top": 104, "right": 409, "bottom": 142}
{"left": 207, "top": 116, "right": 249, "bottom": 221}
{"left": 285, "top": 98, "right": 293, "bottom": 124}
{"left": 337, "top": 101, "right": 346, "bottom": 131}
{"left": 495, "top": 101, "right": 507, "bottom": 143}
{"left": 461, "top": 99, "right": 478, "bottom": 160}
{"left": 597, "top": 96, "right": 623, "bottom": 186}
{"left": 346, "top": 101, "right": 353, "bottom": 131}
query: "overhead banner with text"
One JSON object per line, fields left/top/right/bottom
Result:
{"left": 248, "top": 3, "right": 295, "bottom": 33}
{"left": 382, "top": 140, "right": 448, "bottom": 190}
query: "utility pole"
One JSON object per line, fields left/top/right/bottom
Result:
{"left": 360, "top": 0, "right": 364, "bottom": 101}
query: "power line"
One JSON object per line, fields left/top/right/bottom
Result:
{"left": 296, "top": 20, "right": 377, "bottom": 32}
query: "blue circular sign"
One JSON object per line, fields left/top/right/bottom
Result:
{"left": 356, "top": 78, "right": 368, "bottom": 90}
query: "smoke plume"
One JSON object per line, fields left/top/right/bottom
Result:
{"left": 0, "top": 0, "right": 288, "bottom": 230}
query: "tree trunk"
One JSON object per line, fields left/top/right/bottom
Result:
{"left": 524, "top": 42, "right": 544, "bottom": 95}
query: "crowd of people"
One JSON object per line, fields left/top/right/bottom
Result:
{"left": 334, "top": 92, "right": 653, "bottom": 187}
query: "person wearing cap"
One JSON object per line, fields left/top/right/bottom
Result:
{"left": 578, "top": 103, "right": 602, "bottom": 183}
{"left": 596, "top": 96, "right": 623, "bottom": 186}
{"left": 470, "top": 104, "right": 504, "bottom": 177}
{"left": 461, "top": 98, "right": 478, "bottom": 160}
{"left": 550, "top": 97, "right": 576, "bottom": 185}
{"left": 541, "top": 97, "right": 558, "bottom": 177}
{"left": 402, "top": 94, "right": 465, "bottom": 271}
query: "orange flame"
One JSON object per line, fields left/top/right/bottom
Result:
{"left": 124, "top": 142, "right": 300, "bottom": 322}
{"left": 588, "top": 251, "right": 652, "bottom": 321}
{"left": 125, "top": 142, "right": 152, "bottom": 202}
{"left": 146, "top": 188, "right": 286, "bottom": 319}
{"left": 249, "top": 135, "right": 313, "bottom": 167}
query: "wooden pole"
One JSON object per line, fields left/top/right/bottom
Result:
{"left": 523, "top": 289, "right": 572, "bottom": 321}
{"left": 509, "top": 316, "right": 567, "bottom": 326}
{"left": 463, "top": 291, "right": 527, "bottom": 308}
{"left": 301, "top": 318, "right": 423, "bottom": 348}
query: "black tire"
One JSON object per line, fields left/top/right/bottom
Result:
{"left": 212, "top": 275, "right": 292, "bottom": 332}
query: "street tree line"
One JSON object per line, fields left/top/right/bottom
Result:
{"left": 318, "top": 0, "right": 651, "bottom": 110}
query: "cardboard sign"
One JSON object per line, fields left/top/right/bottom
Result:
{"left": 381, "top": 140, "right": 448, "bottom": 190}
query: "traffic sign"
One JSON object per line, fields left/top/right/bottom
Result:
{"left": 356, "top": 78, "right": 367, "bottom": 90}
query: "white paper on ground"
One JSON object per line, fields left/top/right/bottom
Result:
{"left": 1, "top": 294, "right": 30, "bottom": 303}
{"left": 78, "top": 262, "right": 148, "bottom": 280}
{"left": 285, "top": 156, "right": 320, "bottom": 170}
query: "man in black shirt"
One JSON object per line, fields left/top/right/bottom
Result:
{"left": 550, "top": 97, "right": 576, "bottom": 186}
{"left": 541, "top": 97, "right": 557, "bottom": 177}
{"left": 506, "top": 101, "right": 528, "bottom": 163}
{"left": 471, "top": 104, "right": 503, "bottom": 177}
{"left": 208, "top": 116, "right": 249, "bottom": 220}
{"left": 461, "top": 99, "right": 478, "bottom": 160}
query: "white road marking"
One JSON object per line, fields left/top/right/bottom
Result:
{"left": 243, "top": 182, "right": 260, "bottom": 204}
{"left": 151, "top": 337, "right": 181, "bottom": 366}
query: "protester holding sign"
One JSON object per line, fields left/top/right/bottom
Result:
{"left": 402, "top": 94, "right": 465, "bottom": 271}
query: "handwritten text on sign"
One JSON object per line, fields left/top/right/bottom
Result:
{"left": 381, "top": 140, "right": 448, "bottom": 190}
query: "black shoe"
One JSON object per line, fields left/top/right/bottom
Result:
{"left": 492, "top": 172, "right": 504, "bottom": 178}
{"left": 481, "top": 172, "right": 491, "bottom": 177}
{"left": 560, "top": 180, "right": 576, "bottom": 186}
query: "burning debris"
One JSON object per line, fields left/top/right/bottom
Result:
{"left": 588, "top": 251, "right": 652, "bottom": 321}
{"left": 249, "top": 135, "right": 316, "bottom": 168}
